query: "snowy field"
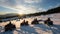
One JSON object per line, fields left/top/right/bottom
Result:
{"left": 0, "top": 13, "right": 60, "bottom": 34}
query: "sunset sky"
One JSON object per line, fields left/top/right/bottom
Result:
{"left": 0, "top": 0, "right": 60, "bottom": 15}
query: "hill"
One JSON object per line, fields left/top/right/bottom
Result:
{"left": 24, "top": 6, "right": 60, "bottom": 17}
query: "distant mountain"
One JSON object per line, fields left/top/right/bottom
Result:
{"left": 0, "top": 13, "right": 19, "bottom": 19}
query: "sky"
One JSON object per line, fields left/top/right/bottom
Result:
{"left": 0, "top": 0, "right": 60, "bottom": 15}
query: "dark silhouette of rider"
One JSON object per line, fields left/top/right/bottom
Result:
{"left": 44, "top": 18, "right": 53, "bottom": 26}
{"left": 31, "top": 18, "right": 39, "bottom": 24}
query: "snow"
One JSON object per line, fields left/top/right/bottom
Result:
{"left": 0, "top": 24, "right": 60, "bottom": 34}
{"left": 0, "top": 13, "right": 60, "bottom": 34}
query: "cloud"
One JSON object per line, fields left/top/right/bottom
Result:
{"left": 0, "top": 5, "right": 40, "bottom": 14}
{"left": 14, "top": 5, "right": 40, "bottom": 14}
{"left": 38, "top": 8, "right": 46, "bottom": 11}
{"left": 55, "top": 3, "right": 60, "bottom": 7}
{"left": 49, "top": 3, "right": 60, "bottom": 9}
{"left": 0, "top": 0, "right": 46, "bottom": 14}
{"left": 0, "top": 0, "right": 16, "bottom": 7}
{"left": 24, "top": 0, "right": 42, "bottom": 3}
{"left": 0, "top": 5, "right": 19, "bottom": 14}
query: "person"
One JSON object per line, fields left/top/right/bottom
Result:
{"left": 44, "top": 18, "right": 53, "bottom": 26}
{"left": 31, "top": 18, "right": 39, "bottom": 24}
{"left": 20, "top": 20, "right": 25, "bottom": 26}
{"left": 4, "top": 21, "right": 16, "bottom": 31}
{"left": 25, "top": 21, "right": 29, "bottom": 25}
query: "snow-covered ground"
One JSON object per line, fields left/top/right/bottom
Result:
{"left": 0, "top": 13, "right": 60, "bottom": 34}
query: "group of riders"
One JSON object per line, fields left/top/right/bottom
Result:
{"left": 4, "top": 18, "right": 53, "bottom": 31}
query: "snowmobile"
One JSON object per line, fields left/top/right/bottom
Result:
{"left": 31, "top": 18, "right": 39, "bottom": 24}
{"left": 4, "top": 22, "right": 16, "bottom": 31}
